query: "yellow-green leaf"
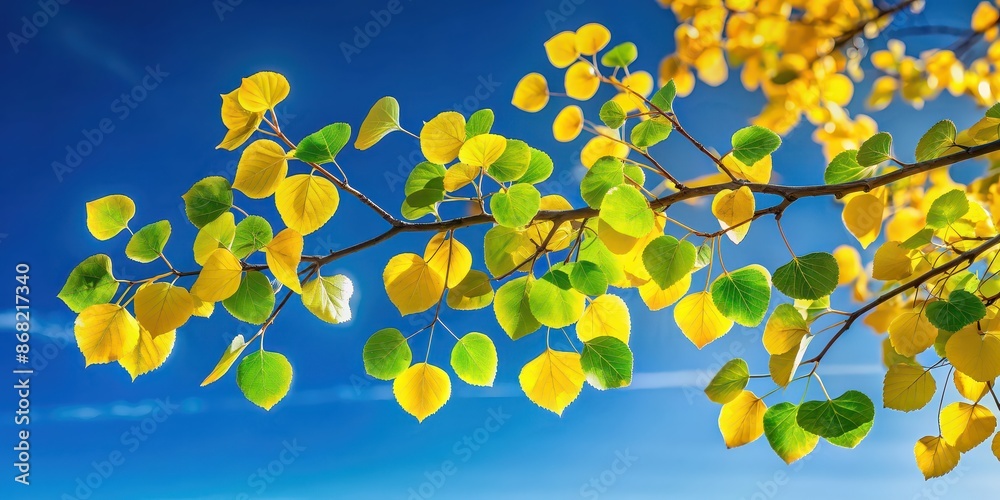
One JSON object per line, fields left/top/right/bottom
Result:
{"left": 86, "top": 195, "right": 135, "bottom": 240}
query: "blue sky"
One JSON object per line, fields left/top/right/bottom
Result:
{"left": 1, "top": 0, "right": 998, "bottom": 498}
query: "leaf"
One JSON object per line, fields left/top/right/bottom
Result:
{"left": 383, "top": 253, "right": 445, "bottom": 315}
{"left": 565, "top": 61, "right": 600, "bottom": 100}
{"left": 580, "top": 156, "right": 626, "bottom": 209}
{"left": 773, "top": 252, "right": 839, "bottom": 300}
{"left": 857, "top": 132, "right": 893, "bottom": 166}
{"left": 826, "top": 419, "right": 873, "bottom": 448}
{"left": 650, "top": 80, "right": 676, "bottom": 112}
{"left": 192, "top": 213, "right": 236, "bottom": 266}
{"left": 190, "top": 248, "right": 244, "bottom": 302}
{"left": 842, "top": 193, "right": 883, "bottom": 248}
{"left": 402, "top": 161, "right": 446, "bottom": 220}
{"left": 640, "top": 273, "right": 691, "bottom": 311}
{"left": 599, "top": 101, "right": 626, "bottom": 129}
{"left": 294, "top": 123, "right": 351, "bottom": 164}
{"left": 74, "top": 304, "right": 141, "bottom": 365}
{"left": 491, "top": 183, "right": 541, "bottom": 228}
{"left": 581, "top": 336, "right": 633, "bottom": 390}
{"left": 362, "top": 328, "right": 412, "bottom": 380}
{"left": 237, "top": 71, "right": 289, "bottom": 112}
{"left": 872, "top": 241, "right": 913, "bottom": 281}
{"left": 883, "top": 363, "right": 937, "bottom": 412}
{"left": 824, "top": 150, "right": 875, "bottom": 184}
{"left": 926, "top": 290, "right": 986, "bottom": 332}
{"left": 263, "top": 228, "right": 303, "bottom": 293}
{"left": 231, "top": 216, "right": 273, "bottom": 259}
{"left": 641, "top": 235, "right": 695, "bottom": 289}
{"left": 553, "top": 105, "right": 584, "bottom": 142}
{"left": 58, "top": 254, "right": 118, "bottom": 313}
{"left": 465, "top": 109, "right": 494, "bottom": 138}
{"left": 711, "top": 186, "right": 755, "bottom": 244}
{"left": 763, "top": 304, "right": 809, "bottom": 355}
{"left": 274, "top": 174, "right": 339, "bottom": 235}
{"left": 797, "top": 390, "right": 875, "bottom": 438}
{"left": 953, "top": 369, "right": 991, "bottom": 401}
{"left": 763, "top": 403, "right": 819, "bottom": 465}
{"left": 201, "top": 334, "right": 250, "bottom": 386}
{"left": 443, "top": 163, "right": 480, "bottom": 192}
{"left": 544, "top": 31, "right": 579, "bottom": 68}
{"left": 569, "top": 260, "right": 608, "bottom": 296}
{"left": 458, "top": 133, "right": 506, "bottom": 168}
{"left": 601, "top": 42, "right": 637, "bottom": 67}
{"left": 675, "top": 291, "right": 734, "bottom": 349}
{"left": 888, "top": 311, "right": 937, "bottom": 357}
{"left": 630, "top": 119, "right": 672, "bottom": 148}
{"left": 420, "top": 111, "right": 466, "bottom": 164}
{"left": 914, "top": 436, "right": 961, "bottom": 480}
{"left": 217, "top": 88, "right": 263, "bottom": 150}
{"left": 234, "top": 139, "right": 288, "bottom": 199}
{"left": 711, "top": 265, "right": 771, "bottom": 327}
{"left": 450, "top": 333, "right": 498, "bottom": 387}
{"left": 529, "top": 267, "right": 586, "bottom": 328}
{"left": 719, "top": 390, "right": 767, "bottom": 448}
{"left": 575, "top": 22, "right": 610, "bottom": 55}
{"left": 731, "top": 125, "right": 781, "bottom": 165}
{"left": 356, "top": 96, "right": 401, "bottom": 150}
{"left": 301, "top": 274, "right": 353, "bottom": 324}
{"left": 576, "top": 294, "right": 630, "bottom": 343}
{"left": 926, "top": 189, "right": 969, "bottom": 229}
{"left": 519, "top": 349, "right": 585, "bottom": 415}
{"left": 119, "top": 327, "right": 175, "bottom": 381}
{"left": 236, "top": 350, "right": 292, "bottom": 410}
{"left": 600, "top": 185, "right": 654, "bottom": 238}
{"left": 940, "top": 402, "right": 996, "bottom": 452}
{"left": 915, "top": 120, "right": 957, "bottom": 162}
{"left": 704, "top": 358, "right": 749, "bottom": 404}
{"left": 126, "top": 220, "right": 171, "bottom": 263}
{"left": 494, "top": 276, "right": 542, "bottom": 340}
{"left": 512, "top": 73, "right": 549, "bottom": 112}
{"left": 447, "top": 270, "right": 494, "bottom": 311}
{"left": 423, "top": 233, "right": 472, "bottom": 289}
{"left": 519, "top": 147, "right": 554, "bottom": 184}
{"left": 182, "top": 176, "right": 233, "bottom": 228}
{"left": 86, "top": 194, "right": 135, "bottom": 240}
{"left": 769, "top": 335, "right": 812, "bottom": 387}
{"left": 946, "top": 329, "right": 1000, "bottom": 382}
{"left": 222, "top": 271, "right": 275, "bottom": 324}
{"left": 394, "top": 362, "right": 451, "bottom": 422}
{"left": 133, "top": 283, "right": 194, "bottom": 336}
{"left": 488, "top": 139, "right": 532, "bottom": 182}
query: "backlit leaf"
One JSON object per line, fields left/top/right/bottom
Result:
{"left": 263, "top": 228, "right": 303, "bottom": 293}
{"left": 711, "top": 265, "right": 771, "bottom": 327}
{"left": 719, "top": 390, "right": 767, "bottom": 448}
{"left": 363, "top": 328, "right": 412, "bottom": 380}
{"left": 355, "top": 96, "right": 401, "bottom": 150}
{"left": 383, "top": 253, "right": 444, "bottom": 316}
{"left": 274, "top": 174, "right": 339, "bottom": 235}
{"left": 763, "top": 403, "right": 819, "bottom": 465}
{"left": 675, "top": 291, "right": 733, "bottom": 349}
{"left": 450, "top": 332, "right": 498, "bottom": 387}
{"left": 519, "top": 349, "right": 585, "bottom": 415}
{"left": 883, "top": 363, "right": 936, "bottom": 412}
{"left": 294, "top": 123, "right": 351, "bottom": 164}
{"left": 234, "top": 139, "right": 288, "bottom": 199}
{"left": 301, "top": 274, "right": 353, "bottom": 324}
{"left": 581, "top": 336, "right": 633, "bottom": 390}
{"left": 394, "top": 362, "right": 451, "bottom": 422}
{"left": 58, "top": 254, "right": 118, "bottom": 313}
{"left": 133, "top": 283, "right": 194, "bottom": 336}
{"left": 126, "top": 220, "right": 171, "bottom": 263}
{"left": 236, "top": 350, "right": 292, "bottom": 410}
{"left": 704, "top": 358, "right": 749, "bottom": 404}
{"left": 773, "top": 252, "right": 839, "bottom": 300}
{"left": 74, "top": 304, "right": 140, "bottom": 366}
{"left": 222, "top": 271, "right": 275, "bottom": 324}
{"left": 86, "top": 195, "right": 135, "bottom": 240}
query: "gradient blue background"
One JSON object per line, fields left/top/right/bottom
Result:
{"left": 1, "top": 0, "right": 997, "bottom": 498}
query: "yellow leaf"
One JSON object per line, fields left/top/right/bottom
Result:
{"left": 237, "top": 71, "right": 290, "bottom": 113}
{"left": 190, "top": 248, "right": 243, "bottom": 302}
{"left": 718, "top": 390, "right": 766, "bottom": 448}
{"left": 263, "top": 228, "right": 303, "bottom": 293}
{"left": 954, "top": 370, "right": 991, "bottom": 402}
{"left": 553, "top": 105, "right": 584, "bottom": 142}
{"left": 193, "top": 212, "right": 235, "bottom": 265}
{"left": 575, "top": 23, "right": 611, "bottom": 56}
{"left": 712, "top": 186, "right": 755, "bottom": 244}
{"left": 940, "top": 402, "right": 997, "bottom": 452}
{"left": 458, "top": 133, "right": 506, "bottom": 168}
{"left": 659, "top": 55, "right": 695, "bottom": 97}
{"left": 133, "top": 283, "right": 194, "bottom": 336}
{"left": 274, "top": 174, "right": 340, "bottom": 235}
{"left": 914, "top": 436, "right": 960, "bottom": 480}
{"left": 233, "top": 139, "right": 288, "bottom": 199}
{"left": 611, "top": 71, "right": 654, "bottom": 112}
{"left": 639, "top": 272, "right": 691, "bottom": 311}
{"left": 512, "top": 73, "right": 549, "bottom": 112}
{"left": 581, "top": 133, "right": 629, "bottom": 167}
{"left": 674, "top": 291, "right": 734, "bottom": 349}
{"left": 423, "top": 232, "right": 472, "bottom": 288}
{"left": 833, "top": 245, "right": 862, "bottom": 285}
{"left": 721, "top": 154, "right": 771, "bottom": 184}
{"left": 86, "top": 194, "right": 135, "bottom": 241}
{"left": 695, "top": 47, "right": 728, "bottom": 86}
{"left": 190, "top": 294, "right": 215, "bottom": 318}
{"left": 119, "top": 326, "right": 175, "bottom": 381}
{"left": 769, "top": 335, "right": 812, "bottom": 387}
{"left": 872, "top": 241, "right": 912, "bottom": 281}
{"left": 946, "top": 329, "right": 1000, "bottom": 382}
{"left": 74, "top": 304, "right": 141, "bottom": 366}
{"left": 355, "top": 96, "right": 401, "bottom": 150}
{"left": 420, "top": 111, "right": 466, "bottom": 164}
{"left": 544, "top": 31, "right": 579, "bottom": 68}
{"left": 519, "top": 349, "right": 585, "bottom": 416}
{"left": 842, "top": 193, "right": 884, "bottom": 248}
{"left": 383, "top": 253, "right": 445, "bottom": 315}
{"left": 393, "top": 362, "right": 451, "bottom": 422}
{"left": 200, "top": 334, "right": 250, "bottom": 386}
{"left": 565, "top": 61, "right": 600, "bottom": 101}
{"left": 443, "top": 163, "right": 480, "bottom": 192}
{"left": 576, "top": 294, "right": 631, "bottom": 343}
{"left": 886, "top": 207, "right": 925, "bottom": 243}
{"left": 762, "top": 305, "right": 809, "bottom": 355}
{"left": 218, "top": 88, "right": 263, "bottom": 151}
{"left": 888, "top": 311, "right": 937, "bottom": 358}
{"left": 993, "top": 431, "right": 1000, "bottom": 461}
{"left": 972, "top": 1, "right": 1000, "bottom": 32}
{"left": 883, "top": 363, "right": 936, "bottom": 412}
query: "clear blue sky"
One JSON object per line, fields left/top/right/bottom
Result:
{"left": 1, "top": 0, "right": 997, "bottom": 498}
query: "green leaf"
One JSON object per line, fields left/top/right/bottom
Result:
{"left": 447, "top": 270, "right": 494, "bottom": 310}
{"left": 529, "top": 267, "right": 586, "bottom": 328}
{"left": 926, "top": 290, "right": 986, "bottom": 332}
{"left": 630, "top": 119, "right": 672, "bottom": 148}
{"left": 693, "top": 241, "right": 713, "bottom": 271}
{"left": 825, "top": 419, "right": 873, "bottom": 448}
{"left": 578, "top": 236, "right": 626, "bottom": 286}
{"left": 856, "top": 132, "right": 892, "bottom": 167}
{"left": 731, "top": 125, "right": 781, "bottom": 165}
{"left": 362, "top": 328, "right": 412, "bottom": 380}
{"left": 491, "top": 183, "right": 541, "bottom": 228}
{"left": 599, "top": 101, "right": 626, "bottom": 129}
{"left": 569, "top": 260, "right": 609, "bottom": 296}
{"left": 450, "top": 332, "right": 498, "bottom": 386}
{"left": 484, "top": 226, "right": 530, "bottom": 277}
{"left": 222, "top": 271, "right": 275, "bottom": 325}
{"left": 125, "top": 220, "right": 171, "bottom": 263}
{"left": 650, "top": 80, "right": 676, "bottom": 113}
{"left": 600, "top": 42, "right": 637, "bottom": 67}
{"left": 599, "top": 185, "right": 654, "bottom": 238}
{"left": 773, "top": 252, "right": 839, "bottom": 300}
{"left": 915, "top": 120, "right": 957, "bottom": 162}
{"left": 581, "top": 336, "right": 633, "bottom": 390}
{"left": 182, "top": 176, "right": 234, "bottom": 228}
{"left": 704, "top": 358, "right": 749, "bottom": 404}
{"left": 763, "top": 403, "right": 819, "bottom": 464}
{"left": 301, "top": 274, "right": 353, "bottom": 324}
{"left": 355, "top": 96, "right": 401, "bottom": 150}
{"left": 987, "top": 103, "right": 1000, "bottom": 119}
{"left": 466, "top": 109, "right": 494, "bottom": 138}
{"left": 642, "top": 235, "right": 696, "bottom": 289}
{"left": 796, "top": 390, "right": 875, "bottom": 438}
{"left": 231, "top": 216, "right": 273, "bottom": 259}
{"left": 494, "top": 276, "right": 541, "bottom": 340}
{"left": 901, "top": 228, "right": 934, "bottom": 250}
{"left": 236, "top": 350, "right": 293, "bottom": 410}
{"left": 294, "top": 123, "right": 351, "bottom": 164}
{"left": 518, "top": 147, "right": 553, "bottom": 184}
{"left": 488, "top": 139, "right": 531, "bottom": 182}
{"left": 926, "top": 189, "right": 969, "bottom": 229}
{"left": 402, "top": 161, "right": 445, "bottom": 220}
{"left": 823, "top": 150, "right": 875, "bottom": 185}
{"left": 58, "top": 254, "right": 118, "bottom": 313}
{"left": 711, "top": 265, "right": 771, "bottom": 327}
{"left": 580, "top": 156, "right": 625, "bottom": 208}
